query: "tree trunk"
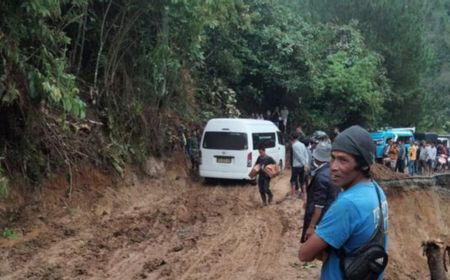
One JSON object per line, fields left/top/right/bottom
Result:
{"left": 422, "top": 240, "right": 448, "bottom": 280}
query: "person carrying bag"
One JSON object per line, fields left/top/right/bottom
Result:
{"left": 298, "top": 125, "right": 389, "bottom": 280}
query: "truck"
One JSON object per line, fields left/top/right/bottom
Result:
{"left": 370, "top": 128, "right": 415, "bottom": 161}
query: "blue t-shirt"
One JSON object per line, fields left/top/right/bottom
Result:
{"left": 315, "top": 180, "right": 389, "bottom": 280}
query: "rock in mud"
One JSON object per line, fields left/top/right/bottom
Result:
{"left": 142, "top": 157, "right": 166, "bottom": 178}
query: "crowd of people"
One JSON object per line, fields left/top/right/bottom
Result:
{"left": 253, "top": 125, "right": 389, "bottom": 278}
{"left": 178, "top": 111, "right": 450, "bottom": 278}
{"left": 178, "top": 116, "right": 389, "bottom": 278}
{"left": 382, "top": 139, "right": 449, "bottom": 176}
{"left": 250, "top": 106, "right": 290, "bottom": 133}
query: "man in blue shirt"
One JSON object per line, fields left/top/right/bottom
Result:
{"left": 298, "top": 125, "right": 389, "bottom": 279}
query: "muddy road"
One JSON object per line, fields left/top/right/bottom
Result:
{"left": 0, "top": 162, "right": 449, "bottom": 279}
{"left": 0, "top": 166, "right": 320, "bottom": 280}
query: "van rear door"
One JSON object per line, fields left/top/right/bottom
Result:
{"left": 252, "top": 132, "right": 278, "bottom": 163}
{"left": 201, "top": 131, "right": 249, "bottom": 173}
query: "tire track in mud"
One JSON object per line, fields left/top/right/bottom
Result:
{"left": 174, "top": 177, "right": 296, "bottom": 280}
{"left": 0, "top": 173, "right": 320, "bottom": 280}
{"left": 178, "top": 215, "right": 244, "bottom": 280}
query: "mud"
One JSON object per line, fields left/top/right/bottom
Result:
{"left": 0, "top": 161, "right": 449, "bottom": 279}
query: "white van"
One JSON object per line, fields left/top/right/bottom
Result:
{"left": 199, "top": 118, "right": 285, "bottom": 180}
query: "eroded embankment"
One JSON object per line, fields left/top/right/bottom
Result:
{"left": 382, "top": 175, "right": 450, "bottom": 280}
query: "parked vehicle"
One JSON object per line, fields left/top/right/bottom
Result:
{"left": 370, "top": 128, "right": 415, "bottom": 161}
{"left": 438, "top": 135, "right": 450, "bottom": 148}
{"left": 414, "top": 132, "right": 438, "bottom": 144}
{"left": 199, "top": 118, "right": 285, "bottom": 180}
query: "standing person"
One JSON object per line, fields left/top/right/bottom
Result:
{"left": 415, "top": 141, "right": 422, "bottom": 174}
{"left": 187, "top": 130, "right": 200, "bottom": 171}
{"left": 271, "top": 106, "right": 281, "bottom": 127}
{"left": 408, "top": 141, "right": 417, "bottom": 175}
{"left": 301, "top": 138, "right": 313, "bottom": 199}
{"left": 298, "top": 125, "right": 389, "bottom": 279}
{"left": 383, "top": 140, "right": 393, "bottom": 167}
{"left": 425, "top": 142, "right": 433, "bottom": 175}
{"left": 280, "top": 106, "right": 289, "bottom": 133}
{"left": 395, "top": 140, "right": 406, "bottom": 173}
{"left": 388, "top": 141, "right": 399, "bottom": 171}
{"left": 290, "top": 134, "right": 309, "bottom": 198}
{"left": 179, "top": 125, "right": 188, "bottom": 153}
{"left": 331, "top": 126, "right": 341, "bottom": 141}
{"left": 300, "top": 142, "right": 340, "bottom": 243}
{"left": 429, "top": 143, "right": 437, "bottom": 173}
{"left": 264, "top": 110, "right": 272, "bottom": 121}
{"left": 296, "top": 126, "right": 306, "bottom": 142}
{"left": 254, "top": 144, "right": 276, "bottom": 206}
{"left": 419, "top": 141, "right": 429, "bottom": 175}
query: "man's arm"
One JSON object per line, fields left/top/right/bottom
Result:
{"left": 298, "top": 233, "right": 329, "bottom": 262}
{"left": 299, "top": 145, "right": 309, "bottom": 170}
{"left": 305, "top": 207, "right": 323, "bottom": 241}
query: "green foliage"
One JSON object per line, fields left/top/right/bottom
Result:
{"left": 1, "top": 0, "right": 450, "bottom": 187}
{"left": 201, "top": 0, "right": 389, "bottom": 130}
{"left": 0, "top": 178, "right": 7, "bottom": 198}
{"left": 297, "top": 0, "right": 433, "bottom": 127}
{"left": 2, "top": 227, "right": 17, "bottom": 240}
{"left": 0, "top": 0, "right": 86, "bottom": 118}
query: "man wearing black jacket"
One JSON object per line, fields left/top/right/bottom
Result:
{"left": 300, "top": 141, "right": 340, "bottom": 243}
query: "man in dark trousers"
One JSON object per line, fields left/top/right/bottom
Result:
{"left": 254, "top": 143, "right": 276, "bottom": 206}
{"left": 298, "top": 125, "right": 389, "bottom": 279}
{"left": 290, "top": 133, "right": 309, "bottom": 198}
{"left": 300, "top": 141, "right": 340, "bottom": 243}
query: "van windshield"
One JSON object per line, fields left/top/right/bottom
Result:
{"left": 202, "top": 132, "right": 248, "bottom": 150}
{"left": 252, "top": 133, "right": 276, "bottom": 150}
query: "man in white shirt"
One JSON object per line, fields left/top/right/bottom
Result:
{"left": 289, "top": 133, "right": 310, "bottom": 197}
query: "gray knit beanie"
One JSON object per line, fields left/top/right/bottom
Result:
{"left": 331, "top": 125, "right": 374, "bottom": 167}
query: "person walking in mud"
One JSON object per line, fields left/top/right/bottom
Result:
{"left": 254, "top": 143, "right": 276, "bottom": 206}
{"left": 300, "top": 141, "right": 340, "bottom": 243}
{"left": 298, "top": 125, "right": 389, "bottom": 279}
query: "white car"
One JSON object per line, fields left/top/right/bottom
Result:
{"left": 199, "top": 118, "right": 285, "bottom": 180}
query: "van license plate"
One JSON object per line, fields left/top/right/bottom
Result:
{"left": 216, "top": 157, "right": 232, "bottom": 164}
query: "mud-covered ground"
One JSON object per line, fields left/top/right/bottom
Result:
{"left": 0, "top": 160, "right": 449, "bottom": 279}
{"left": 0, "top": 162, "right": 322, "bottom": 280}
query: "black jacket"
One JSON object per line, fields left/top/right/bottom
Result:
{"left": 301, "top": 162, "right": 340, "bottom": 243}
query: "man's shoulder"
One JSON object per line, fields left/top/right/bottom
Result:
{"left": 315, "top": 164, "right": 330, "bottom": 179}
{"left": 294, "top": 141, "right": 306, "bottom": 149}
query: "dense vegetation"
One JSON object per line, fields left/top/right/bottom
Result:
{"left": 0, "top": 0, "right": 449, "bottom": 189}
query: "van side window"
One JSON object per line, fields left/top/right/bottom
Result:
{"left": 202, "top": 132, "right": 248, "bottom": 150}
{"left": 277, "top": 132, "right": 284, "bottom": 145}
{"left": 252, "top": 133, "right": 276, "bottom": 150}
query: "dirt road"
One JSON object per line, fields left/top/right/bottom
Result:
{"left": 2, "top": 162, "right": 449, "bottom": 279}
{"left": 0, "top": 167, "right": 321, "bottom": 279}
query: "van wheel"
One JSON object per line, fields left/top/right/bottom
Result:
{"left": 279, "top": 160, "right": 283, "bottom": 171}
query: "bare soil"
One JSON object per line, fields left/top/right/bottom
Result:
{"left": 0, "top": 159, "right": 449, "bottom": 279}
